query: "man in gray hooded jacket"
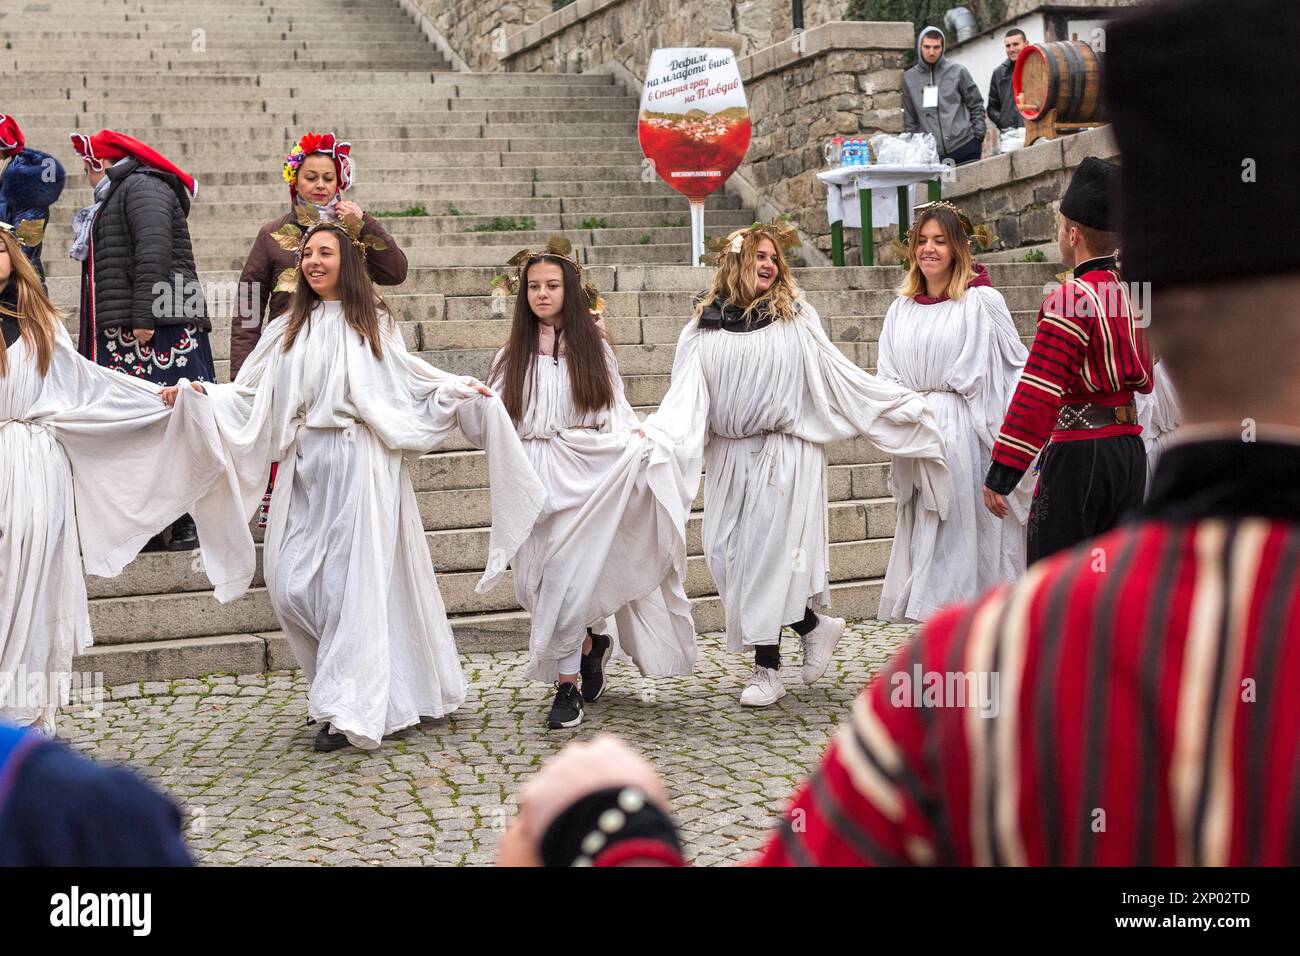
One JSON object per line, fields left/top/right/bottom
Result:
{"left": 902, "top": 26, "right": 986, "bottom": 165}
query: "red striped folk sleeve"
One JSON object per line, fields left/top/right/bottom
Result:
{"left": 753, "top": 598, "right": 996, "bottom": 867}
{"left": 984, "top": 286, "right": 1091, "bottom": 495}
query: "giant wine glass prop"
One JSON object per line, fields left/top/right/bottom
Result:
{"left": 638, "top": 48, "right": 752, "bottom": 267}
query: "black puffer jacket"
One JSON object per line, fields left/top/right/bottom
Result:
{"left": 90, "top": 158, "right": 209, "bottom": 332}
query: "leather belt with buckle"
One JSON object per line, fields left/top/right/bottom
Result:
{"left": 1054, "top": 401, "right": 1138, "bottom": 430}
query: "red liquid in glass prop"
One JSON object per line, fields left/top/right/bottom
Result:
{"left": 638, "top": 112, "right": 752, "bottom": 202}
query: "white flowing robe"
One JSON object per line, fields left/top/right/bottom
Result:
{"left": 491, "top": 343, "right": 696, "bottom": 682}
{"left": 1136, "top": 360, "right": 1183, "bottom": 494}
{"left": 875, "top": 286, "right": 1033, "bottom": 623}
{"left": 642, "top": 299, "right": 950, "bottom": 652}
{"left": 172, "top": 302, "right": 547, "bottom": 750}
{"left": 2, "top": 327, "right": 225, "bottom": 730}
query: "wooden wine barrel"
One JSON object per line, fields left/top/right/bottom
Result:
{"left": 1013, "top": 41, "right": 1105, "bottom": 123}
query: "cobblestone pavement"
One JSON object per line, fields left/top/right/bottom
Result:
{"left": 57, "top": 621, "right": 916, "bottom": 866}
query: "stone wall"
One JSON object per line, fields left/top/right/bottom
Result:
{"left": 943, "top": 125, "right": 1118, "bottom": 252}
{"left": 1004, "top": 0, "right": 1137, "bottom": 17}
{"left": 404, "top": 0, "right": 552, "bottom": 72}
{"left": 501, "top": 0, "right": 842, "bottom": 78}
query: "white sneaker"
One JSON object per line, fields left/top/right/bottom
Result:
{"left": 800, "top": 615, "right": 846, "bottom": 685}
{"left": 740, "top": 665, "right": 787, "bottom": 707}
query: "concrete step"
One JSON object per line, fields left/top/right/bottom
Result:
{"left": 18, "top": 69, "right": 613, "bottom": 87}
{"left": 19, "top": 96, "right": 640, "bottom": 119}
{"left": 85, "top": 490, "right": 895, "bottom": 601}
{"left": 11, "top": 83, "right": 629, "bottom": 104}
{"left": 46, "top": 193, "right": 730, "bottom": 226}
{"left": 72, "top": 577, "right": 886, "bottom": 683}
{"left": 57, "top": 178, "right": 676, "bottom": 207}
{"left": 56, "top": 164, "right": 650, "bottom": 197}
{"left": 85, "top": 537, "right": 893, "bottom": 646}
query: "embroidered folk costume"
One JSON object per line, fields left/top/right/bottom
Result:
{"left": 984, "top": 157, "right": 1154, "bottom": 563}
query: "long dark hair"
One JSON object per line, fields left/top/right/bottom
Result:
{"left": 282, "top": 223, "right": 390, "bottom": 359}
{"left": 489, "top": 255, "right": 612, "bottom": 423}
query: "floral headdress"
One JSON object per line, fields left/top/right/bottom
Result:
{"left": 267, "top": 204, "right": 388, "bottom": 293}
{"left": 282, "top": 131, "right": 354, "bottom": 197}
{"left": 700, "top": 216, "right": 800, "bottom": 266}
{"left": 490, "top": 234, "right": 604, "bottom": 315}
{"left": 897, "top": 200, "right": 998, "bottom": 260}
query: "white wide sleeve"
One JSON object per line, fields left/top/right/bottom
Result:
{"left": 639, "top": 322, "right": 711, "bottom": 508}
{"left": 875, "top": 301, "right": 905, "bottom": 386}
{"left": 390, "top": 325, "right": 548, "bottom": 594}
{"left": 31, "top": 331, "right": 236, "bottom": 584}
{"left": 172, "top": 326, "right": 282, "bottom": 601}
{"left": 794, "top": 303, "right": 951, "bottom": 518}
{"left": 950, "top": 287, "right": 1035, "bottom": 522}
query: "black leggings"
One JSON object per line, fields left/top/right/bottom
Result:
{"left": 755, "top": 607, "right": 819, "bottom": 670}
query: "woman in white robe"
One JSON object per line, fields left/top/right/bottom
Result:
{"left": 643, "top": 223, "right": 949, "bottom": 707}
{"left": 1, "top": 228, "right": 217, "bottom": 733}
{"left": 877, "top": 204, "right": 1032, "bottom": 623}
{"left": 487, "top": 242, "right": 695, "bottom": 729}
{"left": 164, "top": 222, "right": 546, "bottom": 751}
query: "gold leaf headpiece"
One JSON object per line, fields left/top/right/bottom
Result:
{"left": 894, "top": 200, "right": 999, "bottom": 262}
{"left": 700, "top": 216, "right": 800, "bottom": 266}
{"left": 269, "top": 205, "right": 390, "bottom": 293}
{"left": 489, "top": 234, "right": 604, "bottom": 315}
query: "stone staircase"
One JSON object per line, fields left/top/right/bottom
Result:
{"left": 3, "top": 0, "right": 1059, "bottom": 683}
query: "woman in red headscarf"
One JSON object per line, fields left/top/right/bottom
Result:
{"left": 69, "top": 129, "right": 215, "bottom": 551}
{"left": 228, "top": 131, "right": 408, "bottom": 380}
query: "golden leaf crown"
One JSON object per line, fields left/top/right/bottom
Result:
{"left": 700, "top": 216, "right": 800, "bottom": 266}
{"left": 0, "top": 218, "right": 45, "bottom": 249}
{"left": 270, "top": 204, "right": 389, "bottom": 261}
{"left": 489, "top": 234, "right": 604, "bottom": 315}
{"left": 895, "top": 200, "right": 999, "bottom": 261}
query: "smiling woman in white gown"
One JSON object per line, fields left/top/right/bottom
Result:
{"left": 163, "top": 221, "right": 546, "bottom": 752}
{"left": 1, "top": 226, "right": 216, "bottom": 733}
{"left": 643, "top": 222, "right": 949, "bottom": 707}
{"left": 487, "top": 238, "right": 696, "bottom": 730}
{"left": 876, "top": 203, "right": 1032, "bottom": 624}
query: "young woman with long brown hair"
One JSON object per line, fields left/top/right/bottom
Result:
{"left": 488, "top": 237, "right": 696, "bottom": 729}
{"left": 162, "top": 220, "right": 545, "bottom": 752}
{"left": 1, "top": 224, "right": 217, "bottom": 733}
{"left": 644, "top": 221, "right": 950, "bottom": 707}
{"left": 876, "top": 202, "right": 1030, "bottom": 623}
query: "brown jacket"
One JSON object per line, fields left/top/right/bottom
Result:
{"left": 228, "top": 209, "right": 408, "bottom": 379}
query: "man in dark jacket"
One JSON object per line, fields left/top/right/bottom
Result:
{"left": 987, "top": 28, "right": 1027, "bottom": 131}
{"left": 902, "top": 26, "right": 986, "bottom": 165}
{"left": 70, "top": 130, "right": 213, "bottom": 551}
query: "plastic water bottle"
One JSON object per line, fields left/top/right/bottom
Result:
{"left": 843, "top": 139, "right": 860, "bottom": 167}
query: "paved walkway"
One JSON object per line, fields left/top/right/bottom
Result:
{"left": 58, "top": 621, "right": 916, "bottom": 866}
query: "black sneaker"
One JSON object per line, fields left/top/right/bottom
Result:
{"left": 580, "top": 631, "right": 614, "bottom": 703}
{"left": 313, "top": 724, "right": 351, "bottom": 752}
{"left": 167, "top": 514, "right": 199, "bottom": 552}
{"left": 547, "top": 682, "right": 584, "bottom": 729}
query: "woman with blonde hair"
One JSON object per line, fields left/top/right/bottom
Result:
{"left": 161, "top": 218, "right": 545, "bottom": 752}
{"left": 644, "top": 221, "right": 949, "bottom": 706}
{"left": 876, "top": 201, "right": 1031, "bottom": 623}
{"left": 0, "top": 223, "right": 218, "bottom": 733}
